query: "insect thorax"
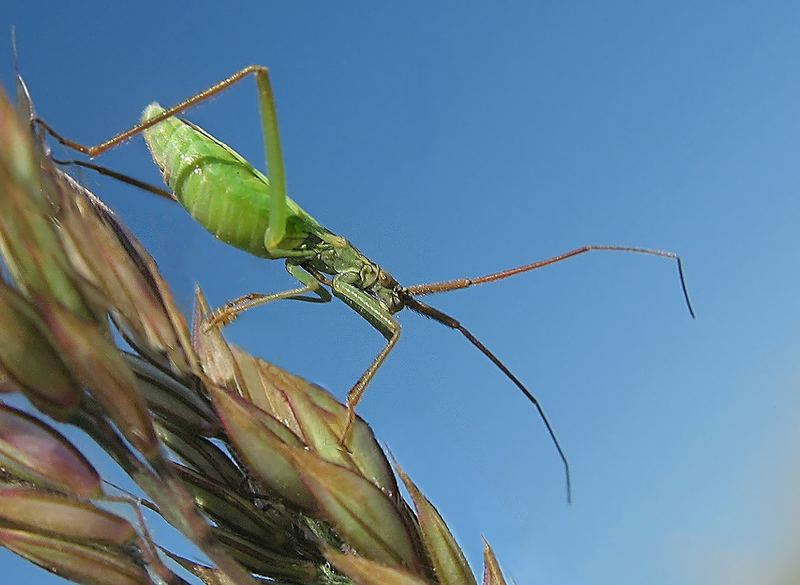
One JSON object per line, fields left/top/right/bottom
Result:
{"left": 306, "top": 238, "right": 405, "bottom": 314}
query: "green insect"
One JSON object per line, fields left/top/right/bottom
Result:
{"left": 41, "top": 66, "right": 695, "bottom": 501}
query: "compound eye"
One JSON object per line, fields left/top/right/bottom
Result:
{"left": 378, "top": 269, "right": 394, "bottom": 287}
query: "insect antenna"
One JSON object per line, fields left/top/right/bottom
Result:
{"left": 404, "top": 245, "right": 696, "bottom": 319}
{"left": 52, "top": 158, "right": 176, "bottom": 201}
{"left": 403, "top": 296, "right": 572, "bottom": 503}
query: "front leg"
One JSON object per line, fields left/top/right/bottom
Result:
{"left": 330, "top": 277, "right": 401, "bottom": 446}
{"left": 204, "top": 263, "right": 331, "bottom": 331}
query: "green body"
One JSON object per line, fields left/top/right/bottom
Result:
{"left": 141, "top": 103, "right": 405, "bottom": 327}
{"left": 142, "top": 104, "right": 316, "bottom": 259}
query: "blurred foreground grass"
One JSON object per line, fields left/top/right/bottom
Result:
{"left": 0, "top": 77, "right": 510, "bottom": 585}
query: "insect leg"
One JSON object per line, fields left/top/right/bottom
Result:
{"left": 204, "top": 263, "right": 331, "bottom": 331}
{"left": 36, "top": 66, "right": 275, "bottom": 158}
{"left": 253, "top": 71, "right": 289, "bottom": 252}
{"left": 96, "top": 489, "right": 186, "bottom": 584}
{"left": 404, "top": 245, "right": 695, "bottom": 318}
{"left": 52, "top": 158, "right": 176, "bottom": 201}
{"left": 330, "top": 277, "right": 401, "bottom": 445}
{"left": 36, "top": 65, "right": 291, "bottom": 253}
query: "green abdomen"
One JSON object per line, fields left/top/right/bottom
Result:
{"left": 141, "top": 103, "right": 308, "bottom": 258}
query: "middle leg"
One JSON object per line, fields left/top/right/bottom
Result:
{"left": 330, "top": 277, "right": 401, "bottom": 446}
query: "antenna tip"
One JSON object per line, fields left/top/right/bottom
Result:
{"left": 675, "top": 257, "right": 696, "bottom": 319}
{"left": 564, "top": 463, "right": 572, "bottom": 504}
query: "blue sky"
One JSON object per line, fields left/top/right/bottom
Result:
{"left": 3, "top": 2, "right": 800, "bottom": 584}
